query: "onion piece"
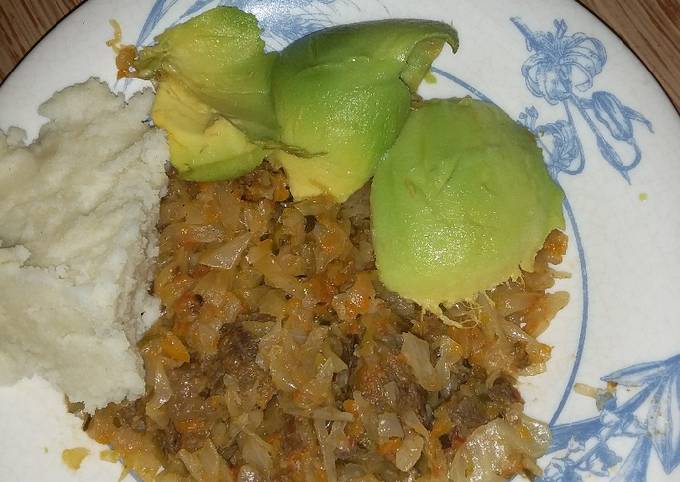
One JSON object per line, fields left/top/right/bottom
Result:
{"left": 144, "top": 358, "right": 172, "bottom": 427}
{"left": 199, "top": 233, "right": 251, "bottom": 269}
{"left": 239, "top": 432, "right": 273, "bottom": 478}
{"left": 395, "top": 433, "right": 424, "bottom": 472}
{"left": 449, "top": 418, "right": 551, "bottom": 482}
{"left": 178, "top": 440, "right": 234, "bottom": 482}
{"left": 435, "top": 336, "right": 462, "bottom": 384}
{"left": 401, "top": 332, "right": 441, "bottom": 391}
{"left": 313, "top": 406, "right": 354, "bottom": 422}
{"left": 377, "top": 412, "right": 404, "bottom": 439}
{"left": 353, "top": 391, "right": 379, "bottom": 442}
{"left": 401, "top": 410, "right": 429, "bottom": 440}
{"left": 314, "top": 419, "right": 348, "bottom": 482}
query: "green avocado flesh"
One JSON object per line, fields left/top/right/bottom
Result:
{"left": 271, "top": 20, "right": 458, "bottom": 201}
{"left": 134, "top": 7, "right": 278, "bottom": 141}
{"left": 132, "top": 7, "right": 277, "bottom": 180}
{"left": 371, "top": 98, "right": 565, "bottom": 309}
{"left": 152, "top": 79, "right": 265, "bottom": 181}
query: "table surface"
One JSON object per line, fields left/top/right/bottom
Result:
{"left": 1, "top": 0, "right": 679, "bottom": 111}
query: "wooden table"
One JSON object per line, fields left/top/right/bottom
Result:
{"left": 1, "top": 0, "right": 679, "bottom": 111}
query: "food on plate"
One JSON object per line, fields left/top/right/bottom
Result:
{"left": 0, "top": 6, "right": 571, "bottom": 481}
{"left": 271, "top": 19, "right": 458, "bottom": 201}
{"left": 88, "top": 164, "right": 566, "bottom": 481}
{"left": 125, "top": 7, "right": 277, "bottom": 179}
{"left": 371, "top": 98, "right": 565, "bottom": 312}
{"left": 152, "top": 78, "right": 266, "bottom": 181}
{"left": 125, "top": 7, "right": 458, "bottom": 200}
{"left": 0, "top": 79, "right": 167, "bottom": 411}
{"left": 62, "top": 448, "right": 90, "bottom": 471}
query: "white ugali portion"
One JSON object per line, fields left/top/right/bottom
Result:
{"left": 0, "top": 79, "right": 168, "bottom": 412}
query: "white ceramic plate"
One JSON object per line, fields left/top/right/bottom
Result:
{"left": 1, "top": 1, "right": 679, "bottom": 481}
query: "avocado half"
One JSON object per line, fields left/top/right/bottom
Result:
{"left": 371, "top": 98, "right": 565, "bottom": 310}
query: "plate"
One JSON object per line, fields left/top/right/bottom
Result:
{"left": 1, "top": 1, "right": 679, "bottom": 481}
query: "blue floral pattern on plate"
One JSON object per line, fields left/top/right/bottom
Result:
{"left": 541, "top": 355, "right": 680, "bottom": 482}
{"left": 512, "top": 18, "right": 653, "bottom": 182}
{"left": 509, "top": 17, "right": 674, "bottom": 482}
{"left": 135, "top": 0, "right": 346, "bottom": 50}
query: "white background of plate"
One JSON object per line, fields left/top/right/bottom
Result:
{"left": 0, "top": 0, "right": 678, "bottom": 480}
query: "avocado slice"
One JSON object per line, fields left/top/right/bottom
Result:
{"left": 271, "top": 20, "right": 458, "bottom": 201}
{"left": 132, "top": 6, "right": 279, "bottom": 142}
{"left": 152, "top": 78, "right": 265, "bottom": 181}
{"left": 371, "top": 98, "right": 565, "bottom": 311}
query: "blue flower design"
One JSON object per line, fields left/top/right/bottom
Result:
{"left": 511, "top": 16, "right": 668, "bottom": 482}
{"left": 515, "top": 19, "right": 606, "bottom": 104}
{"left": 539, "top": 355, "right": 680, "bottom": 482}
{"left": 511, "top": 17, "right": 653, "bottom": 182}
{"left": 520, "top": 106, "right": 584, "bottom": 178}
{"left": 134, "top": 0, "right": 345, "bottom": 52}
